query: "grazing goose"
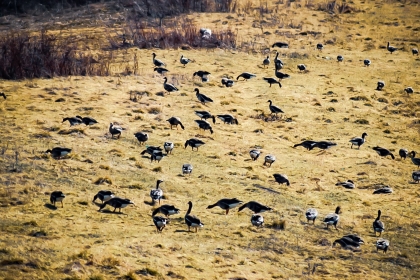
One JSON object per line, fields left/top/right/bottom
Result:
{"left": 404, "top": 87, "right": 414, "bottom": 94}
{"left": 293, "top": 140, "right": 317, "bottom": 150}
{"left": 195, "top": 88, "right": 213, "bottom": 105}
{"left": 75, "top": 116, "right": 98, "bottom": 126}
{"left": 237, "top": 72, "right": 256, "bottom": 81}
{"left": 93, "top": 190, "right": 115, "bottom": 203}
{"left": 311, "top": 141, "right": 337, "bottom": 151}
{"left": 263, "top": 56, "right": 270, "bottom": 68}
{"left": 141, "top": 146, "right": 163, "bottom": 156}
{"left": 263, "top": 77, "right": 282, "bottom": 88}
{"left": 263, "top": 155, "right": 276, "bottom": 167}
{"left": 376, "top": 238, "right": 390, "bottom": 253}
{"left": 221, "top": 77, "right": 234, "bottom": 87}
{"left": 185, "top": 201, "right": 204, "bottom": 232}
{"left": 364, "top": 59, "right": 371, "bottom": 67}
{"left": 50, "top": 191, "right": 65, "bottom": 208}
{"left": 274, "top": 52, "right": 283, "bottom": 69}
{"left": 267, "top": 100, "right": 284, "bottom": 115}
{"left": 151, "top": 151, "right": 166, "bottom": 163}
{"left": 152, "top": 53, "right": 165, "bottom": 67}
{"left": 412, "top": 171, "right": 420, "bottom": 183}
{"left": 195, "top": 111, "right": 216, "bottom": 123}
{"left": 0, "top": 92, "right": 6, "bottom": 99}
{"left": 153, "top": 216, "right": 169, "bottom": 232}
{"left": 164, "top": 142, "right": 174, "bottom": 154}
{"left": 324, "top": 206, "right": 341, "bottom": 230}
{"left": 199, "top": 28, "right": 212, "bottom": 38}
{"left": 154, "top": 67, "right": 169, "bottom": 75}
{"left": 152, "top": 204, "right": 180, "bottom": 217}
{"left": 167, "top": 117, "right": 185, "bottom": 130}
{"left": 297, "top": 64, "right": 306, "bottom": 72}
{"left": 45, "top": 147, "right": 72, "bottom": 159}
{"left": 316, "top": 43, "right": 324, "bottom": 51}
{"left": 207, "top": 198, "right": 243, "bottom": 215}
{"left": 373, "top": 146, "right": 395, "bottom": 159}
{"left": 349, "top": 132, "right": 368, "bottom": 149}
{"left": 193, "top": 71, "right": 211, "bottom": 80}
{"left": 399, "top": 148, "right": 408, "bottom": 160}
{"left": 305, "top": 208, "right": 318, "bottom": 224}
{"left": 134, "top": 132, "right": 149, "bottom": 145}
{"left": 249, "top": 149, "right": 262, "bottom": 161}
{"left": 99, "top": 197, "right": 135, "bottom": 213}
{"left": 376, "top": 81, "right": 385, "bottom": 91}
{"left": 150, "top": 180, "right": 164, "bottom": 205}
{"left": 412, "top": 48, "right": 419, "bottom": 56}
{"left": 343, "top": 234, "right": 364, "bottom": 244}
{"left": 373, "top": 186, "right": 393, "bottom": 194}
{"left": 337, "top": 55, "right": 344, "bottom": 62}
{"left": 180, "top": 55, "right": 191, "bottom": 67}
{"left": 273, "top": 173, "right": 290, "bottom": 186}
{"left": 185, "top": 138, "right": 205, "bottom": 151}
{"left": 62, "top": 117, "right": 82, "bottom": 126}
{"left": 217, "top": 114, "right": 238, "bottom": 125}
{"left": 333, "top": 237, "right": 360, "bottom": 249}
{"left": 410, "top": 151, "right": 420, "bottom": 167}
{"left": 386, "top": 42, "right": 397, "bottom": 54}
{"left": 251, "top": 214, "right": 264, "bottom": 227}
{"left": 109, "top": 123, "right": 123, "bottom": 139}
{"left": 274, "top": 66, "right": 290, "bottom": 80}
{"left": 238, "top": 201, "right": 272, "bottom": 213}
{"left": 335, "top": 180, "right": 355, "bottom": 189}
{"left": 373, "top": 210, "right": 385, "bottom": 236}
{"left": 163, "top": 77, "right": 179, "bottom": 94}
{"left": 182, "top": 163, "right": 193, "bottom": 175}
{"left": 272, "top": 42, "right": 289, "bottom": 48}
{"left": 195, "top": 120, "right": 213, "bottom": 134}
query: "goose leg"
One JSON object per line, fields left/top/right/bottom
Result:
{"left": 226, "top": 209, "right": 229, "bottom": 215}
{"left": 61, "top": 201, "right": 64, "bottom": 208}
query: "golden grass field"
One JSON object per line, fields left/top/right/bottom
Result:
{"left": 0, "top": 0, "right": 420, "bottom": 279}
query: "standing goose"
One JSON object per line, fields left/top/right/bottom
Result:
{"left": 412, "top": 48, "right": 419, "bottom": 56}
{"left": 109, "top": 123, "right": 123, "bottom": 139}
{"left": 154, "top": 67, "right": 169, "bottom": 75}
{"left": 195, "top": 111, "right": 216, "bottom": 123}
{"left": 399, "top": 148, "right": 408, "bottom": 160}
{"left": 373, "top": 210, "right": 385, "bottom": 236}
{"left": 152, "top": 204, "right": 180, "bottom": 217}
{"left": 238, "top": 201, "right": 272, "bottom": 213}
{"left": 221, "top": 77, "right": 234, "bottom": 87}
{"left": 151, "top": 151, "right": 166, "bottom": 163}
{"left": 180, "top": 55, "right": 191, "bottom": 67}
{"left": 141, "top": 146, "right": 163, "bottom": 156}
{"left": 274, "top": 65, "right": 290, "bottom": 80}
{"left": 167, "top": 117, "right": 185, "bottom": 130}
{"left": 164, "top": 142, "right": 174, "bottom": 154}
{"left": 62, "top": 117, "right": 82, "bottom": 126}
{"left": 163, "top": 77, "right": 179, "bottom": 94}
{"left": 387, "top": 42, "right": 397, "bottom": 54}
{"left": 0, "top": 92, "right": 6, "bottom": 99}
{"left": 150, "top": 180, "right": 164, "bottom": 205}
{"left": 305, "top": 208, "right": 318, "bottom": 224}
{"left": 184, "top": 138, "right": 205, "bottom": 151}
{"left": 376, "top": 238, "right": 390, "bottom": 253}
{"left": 272, "top": 42, "right": 289, "bottom": 48}
{"left": 297, "top": 64, "right": 306, "bottom": 72}
{"left": 99, "top": 197, "right": 135, "bottom": 213}
{"left": 376, "top": 81, "right": 385, "bottom": 91}
{"left": 263, "top": 155, "right": 276, "bottom": 167}
{"left": 153, "top": 216, "right": 170, "bottom": 232}
{"left": 349, "top": 132, "right": 368, "bottom": 149}
{"left": 293, "top": 140, "right": 318, "bottom": 150}
{"left": 217, "top": 114, "right": 238, "bottom": 125}
{"left": 134, "top": 132, "right": 149, "bottom": 145}
{"left": 316, "top": 43, "right": 324, "bottom": 51}
{"left": 412, "top": 171, "right": 420, "bottom": 183}
{"left": 267, "top": 100, "right": 284, "bottom": 115}
{"left": 262, "top": 55, "right": 270, "bottom": 68}
{"left": 182, "top": 163, "right": 193, "bottom": 175}
{"left": 93, "top": 190, "right": 115, "bottom": 203}
{"left": 323, "top": 206, "right": 341, "bottom": 230}
{"left": 195, "top": 120, "right": 213, "bottom": 134}
{"left": 193, "top": 71, "right": 211, "bottom": 80}
{"left": 152, "top": 53, "right": 165, "bottom": 67}
{"left": 364, "top": 59, "right": 371, "bottom": 67}
{"left": 373, "top": 146, "right": 395, "bottom": 159}
{"left": 207, "top": 198, "right": 243, "bottom": 215}
{"left": 195, "top": 88, "right": 213, "bottom": 105}
{"left": 274, "top": 52, "right": 283, "bottom": 69}
{"left": 404, "top": 87, "right": 414, "bottom": 94}
{"left": 251, "top": 214, "right": 264, "bottom": 227}
{"left": 263, "top": 77, "right": 282, "bottom": 88}
{"left": 237, "top": 72, "right": 256, "bottom": 81}
{"left": 249, "top": 149, "right": 262, "bottom": 161}
{"left": 185, "top": 201, "right": 204, "bottom": 232}
{"left": 335, "top": 180, "right": 355, "bottom": 189}
{"left": 50, "top": 191, "right": 65, "bottom": 208}
{"left": 337, "top": 55, "right": 344, "bottom": 62}
{"left": 273, "top": 173, "right": 290, "bottom": 186}
{"left": 45, "top": 147, "right": 72, "bottom": 159}
{"left": 410, "top": 151, "right": 420, "bottom": 167}
{"left": 75, "top": 116, "right": 98, "bottom": 126}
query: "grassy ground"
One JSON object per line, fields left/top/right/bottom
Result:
{"left": 0, "top": 0, "right": 420, "bottom": 279}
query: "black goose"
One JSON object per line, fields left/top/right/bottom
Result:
{"left": 373, "top": 186, "right": 393, "bottom": 194}
{"left": 76, "top": 116, "right": 98, "bottom": 126}
{"left": 45, "top": 147, "right": 72, "bottom": 159}
{"left": 238, "top": 201, "right": 272, "bottom": 214}
{"left": 337, "top": 55, "right": 344, "bottom": 62}
{"left": 373, "top": 146, "right": 395, "bottom": 159}
{"left": 62, "top": 117, "right": 82, "bottom": 126}
{"left": 99, "top": 197, "right": 135, "bottom": 213}
{"left": 185, "top": 201, "right": 204, "bottom": 232}
{"left": 153, "top": 216, "right": 169, "bottom": 232}
{"left": 164, "top": 142, "right": 174, "bottom": 154}
{"left": 376, "top": 81, "right": 385, "bottom": 91}
{"left": 349, "top": 132, "right": 368, "bottom": 149}
{"left": 221, "top": 77, "right": 234, "bottom": 87}
{"left": 251, "top": 214, "right": 264, "bottom": 227}
{"left": 134, "top": 132, "right": 149, "bottom": 145}
{"left": 412, "top": 48, "right": 419, "bottom": 56}
{"left": 195, "top": 120, "right": 213, "bottom": 134}
{"left": 217, "top": 114, "right": 238, "bottom": 125}
{"left": 182, "top": 163, "right": 193, "bottom": 175}
{"left": 267, "top": 100, "right": 284, "bottom": 115}
{"left": 293, "top": 140, "right": 317, "bottom": 150}
{"left": 364, "top": 59, "right": 371, "bottom": 66}
{"left": 310, "top": 141, "right": 337, "bottom": 151}
{"left": 410, "top": 151, "right": 420, "bottom": 167}
{"left": 333, "top": 238, "right": 360, "bottom": 250}
{"left": 373, "top": 210, "right": 385, "bottom": 236}
{"left": 263, "top": 77, "right": 282, "bottom": 88}
{"left": 335, "top": 180, "right": 355, "bottom": 189}
{"left": 316, "top": 43, "right": 324, "bottom": 51}
{"left": 185, "top": 138, "right": 205, "bottom": 151}
{"left": 376, "top": 238, "right": 390, "bottom": 253}
{"left": 387, "top": 42, "right": 397, "bottom": 54}
{"left": 193, "top": 71, "right": 211, "bottom": 80}
{"left": 167, "top": 117, "right": 185, "bottom": 130}
{"left": 273, "top": 173, "right": 290, "bottom": 186}
{"left": 151, "top": 151, "right": 166, "bottom": 163}
{"left": 163, "top": 77, "right": 179, "bottom": 94}
{"left": 274, "top": 65, "right": 290, "bottom": 80}
{"left": 263, "top": 155, "right": 276, "bottom": 167}
{"left": 0, "top": 92, "right": 6, "bottom": 99}
{"left": 305, "top": 208, "right": 318, "bottom": 224}
{"left": 324, "top": 206, "right": 341, "bottom": 230}
{"left": 297, "top": 64, "right": 306, "bottom": 72}
{"left": 93, "top": 190, "right": 115, "bottom": 203}
{"left": 195, "top": 88, "right": 213, "bottom": 105}
{"left": 237, "top": 72, "right": 256, "bottom": 81}
{"left": 412, "top": 171, "right": 420, "bottom": 183}
{"left": 150, "top": 180, "right": 164, "bottom": 205}
{"left": 272, "top": 42, "right": 289, "bottom": 48}
{"left": 404, "top": 87, "right": 414, "bottom": 94}
{"left": 343, "top": 234, "right": 364, "bottom": 244}
{"left": 195, "top": 111, "right": 216, "bottom": 123}
{"left": 154, "top": 67, "right": 169, "bottom": 75}
{"left": 274, "top": 52, "right": 283, "bottom": 69}
{"left": 338, "top": 237, "right": 361, "bottom": 248}
{"left": 152, "top": 204, "right": 180, "bottom": 217}
{"left": 50, "top": 191, "right": 65, "bottom": 208}
{"left": 399, "top": 148, "right": 408, "bottom": 159}
{"left": 207, "top": 198, "right": 243, "bottom": 215}
{"left": 109, "top": 123, "right": 123, "bottom": 139}
{"left": 249, "top": 149, "right": 262, "bottom": 161}
{"left": 263, "top": 55, "right": 270, "bottom": 68}
{"left": 180, "top": 55, "right": 191, "bottom": 67}
{"left": 141, "top": 146, "right": 162, "bottom": 159}
{"left": 152, "top": 53, "right": 165, "bottom": 67}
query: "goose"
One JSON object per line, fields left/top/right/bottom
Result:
{"left": 154, "top": 67, "right": 169, "bottom": 75}
{"left": 332, "top": 239, "right": 357, "bottom": 250}
{"left": 343, "top": 234, "right": 364, "bottom": 244}
{"left": 293, "top": 140, "right": 318, "bottom": 150}
{"left": 373, "top": 210, "right": 385, "bottom": 236}
{"left": 274, "top": 66, "right": 290, "bottom": 80}
{"left": 134, "top": 132, "right": 149, "bottom": 145}
{"left": 305, "top": 208, "right": 318, "bottom": 224}
{"left": 335, "top": 180, "right": 355, "bottom": 189}
{"left": 324, "top": 206, "right": 341, "bottom": 230}
{"left": 193, "top": 71, "right": 211, "bottom": 80}
{"left": 141, "top": 146, "right": 163, "bottom": 156}
{"left": 164, "top": 142, "right": 174, "bottom": 154}
{"left": 152, "top": 53, "right": 165, "bottom": 67}
{"left": 62, "top": 117, "right": 82, "bottom": 126}
{"left": 364, "top": 59, "right": 371, "bottom": 66}
{"left": 376, "top": 81, "right": 385, "bottom": 91}
{"left": 237, "top": 72, "right": 256, "bottom": 81}
{"left": 182, "top": 163, "right": 193, "bottom": 175}
{"left": 207, "top": 198, "right": 243, "bottom": 215}
{"left": 0, "top": 92, "right": 6, "bottom": 99}
{"left": 412, "top": 48, "right": 419, "bottom": 56}
{"left": 251, "top": 214, "right": 264, "bottom": 227}
{"left": 316, "top": 43, "right": 324, "bottom": 51}
{"left": 153, "top": 216, "right": 170, "bottom": 232}
{"left": 109, "top": 123, "right": 123, "bottom": 139}
{"left": 412, "top": 171, "right": 420, "bottom": 183}
{"left": 45, "top": 147, "right": 72, "bottom": 159}
{"left": 373, "top": 186, "right": 393, "bottom": 194}
{"left": 274, "top": 52, "right": 284, "bottom": 69}
{"left": 339, "top": 237, "right": 361, "bottom": 248}
{"left": 263, "top": 56, "right": 270, "bottom": 68}
{"left": 386, "top": 42, "right": 397, "bottom": 54}
{"left": 376, "top": 238, "right": 390, "bottom": 253}
{"left": 263, "top": 77, "right": 282, "bottom": 88}
{"left": 221, "top": 77, "right": 234, "bottom": 87}
{"left": 185, "top": 138, "right": 205, "bottom": 151}
{"left": 263, "top": 155, "right": 276, "bottom": 167}
{"left": 195, "top": 120, "right": 213, "bottom": 134}
{"left": 99, "top": 197, "right": 135, "bottom": 213}
{"left": 349, "top": 132, "right": 368, "bottom": 149}
{"left": 267, "top": 100, "right": 284, "bottom": 115}
{"left": 249, "top": 149, "right": 262, "bottom": 161}
{"left": 152, "top": 204, "right": 180, "bottom": 217}
{"left": 238, "top": 201, "right": 272, "bottom": 213}
{"left": 163, "top": 77, "right": 179, "bottom": 94}
{"left": 199, "top": 28, "right": 212, "bottom": 38}
{"left": 150, "top": 180, "right": 164, "bottom": 205}
{"left": 337, "top": 55, "right": 344, "bottom": 62}
{"left": 399, "top": 148, "right": 408, "bottom": 159}
{"left": 272, "top": 42, "right": 289, "bottom": 48}
{"left": 75, "top": 116, "right": 98, "bottom": 126}
{"left": 273, "top": 173, "right": 290, "bottom": 186}
{"left": 185, "top": 201, "right": 204, "bottom": 232}
{"left": 167, "top": 117, "right": 185, "bottom": 130}
{"left": 373, "top": 146, "right": 395, "bottom": 159}
{"left": 297, "top": 64, "right": 306, "bottom": 72}
{"left": 410, "top": 151, "right": 420, "bottom": 167}
{"left": 151, "top": 151, "right": 166, "bottom": 163}
{"left": 50, "top": 191, "right": 65, "bottom": 208}
{"left": 93, "top": 190, "right": 115, "bottom": 203}
{"left": 404, "top": 87, "right": 414, "bottom": 94}
{"left": 311, "top": 141, "right": 337, "bottom": 151}
{"left": 195, "top": 88, "right": 213, "bottom": 105}
{"left": 217, "top": 114, "right": 238, "bottom": 125}
{"left": 195, "top": 111, "right": 216, "bottom": 123}
{"left": 180, "top": 55, "right": 191, "bottom": 67}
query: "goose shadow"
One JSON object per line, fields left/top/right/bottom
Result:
{"left": 44, "top": 203, "right": 58, "bottom": 210}
{"left": 174, "top": 229, "right": 189, "bottom": 233}
{"left": 144, "top": 200, "right": 156, "bottom": 206}
{"left": 98, "top": 209, "right": 126, "bottom": 215}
